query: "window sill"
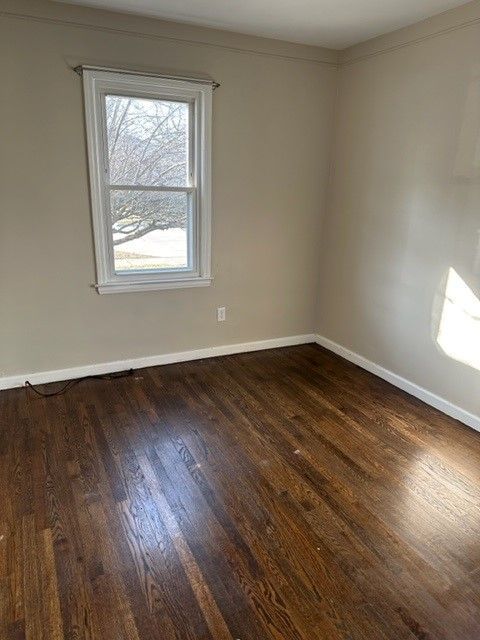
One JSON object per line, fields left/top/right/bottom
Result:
{"left": 95, "top": 277, "right": 212, "bottom": 294}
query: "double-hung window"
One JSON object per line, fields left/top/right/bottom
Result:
{"left": 82, "top": 68, "right": 213, "bottom": 293}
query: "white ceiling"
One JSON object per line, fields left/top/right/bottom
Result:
{"left": 57, "top": 0, "right": 469, "bottom": 49}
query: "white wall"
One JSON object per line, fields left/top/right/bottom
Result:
{"left": 317, "top": 1, "right": 480, "bottom": 418}
{"left": 0, "top": 0, "right": 337, "bottom": 379}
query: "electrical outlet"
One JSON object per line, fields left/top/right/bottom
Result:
{"left": 217, "top": 306, "right": 226, "bottom": 322}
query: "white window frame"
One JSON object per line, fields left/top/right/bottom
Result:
{"left": 82, "top": 69, "right": 212, "bottom": 293}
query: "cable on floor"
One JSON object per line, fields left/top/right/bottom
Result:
{"left": 25, "top": 369, "right": 134, "bottom": 398}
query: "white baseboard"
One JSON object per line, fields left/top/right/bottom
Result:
{"left": 3, "top": 331, "right": 478, "bottom": 434}
{"left": 0, "top": 333, "right": 316, "bottom": 391}
{"left": 315, "top": 334, "right": 480, "bottom": 433}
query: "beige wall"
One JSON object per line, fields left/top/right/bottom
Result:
{"left": 3, "top": 0, "right": 480, "bottom": 423}
{"left": 317, "top": 1, "right": 480, "bottom": 417}
{"left": 0, "top": 0, "right": 337, "bottom": 378}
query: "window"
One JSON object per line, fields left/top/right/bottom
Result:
{"left": 82, "top": 69, "right": 212, "bottom": 293}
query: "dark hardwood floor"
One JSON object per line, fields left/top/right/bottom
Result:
{"left": 1, "top": 344, "right": 480, "bottom": 639}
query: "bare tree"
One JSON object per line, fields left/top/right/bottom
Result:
{"left": 106, "top": 96, "right": 189, "bottom": 245}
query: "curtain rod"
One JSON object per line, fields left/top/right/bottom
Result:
{"left": 73, "top": 64, "right": 220, "bottom": 89}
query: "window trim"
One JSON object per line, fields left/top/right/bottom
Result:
{"left": 82, "top": 69, "right": 212, "bottom": 293}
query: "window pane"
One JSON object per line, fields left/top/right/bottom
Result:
{"left": 111, "top": 190, "right": 190, "bottom": 273}
{"left": 105, "top": 95, "right": 190, "bottom": 187}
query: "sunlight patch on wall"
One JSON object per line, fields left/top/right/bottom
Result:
{"left": 437, "top": 268, "right": 480, "bottom": 371}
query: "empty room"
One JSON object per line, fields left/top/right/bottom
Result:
{"left": 2, "top": 0, "right": 480, "bottom": 637}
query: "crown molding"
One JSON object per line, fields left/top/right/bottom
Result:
{"left": 4, "top": 1, "right": 480, "bottom": 82}
{"left": 1, "top": 0, "right": 339, "bottom": 67}
{"left": 340, "top": 0, "right": 480, "bottom": 66}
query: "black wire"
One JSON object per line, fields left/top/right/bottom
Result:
{"left": 25, "top": 369, "right": 134, "bottom": 398}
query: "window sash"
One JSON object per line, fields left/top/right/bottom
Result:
{"left": 108, "top": 185, "right": 195, "bottom": 193}
{"left": 103, "top": 93, "right": 195, "bottom": 191}
{"left": 82, "top": 69, "right": 212, "bottom": 293}
{"left": 102, "top": 92, "right": 196, "bottom": 277}
{"left": 109, "top": 187, "right": 197, "bottom": 275}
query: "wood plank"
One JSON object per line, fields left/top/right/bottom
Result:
{"left": 1, "top": 344, "right": 480, "bottom": 638}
